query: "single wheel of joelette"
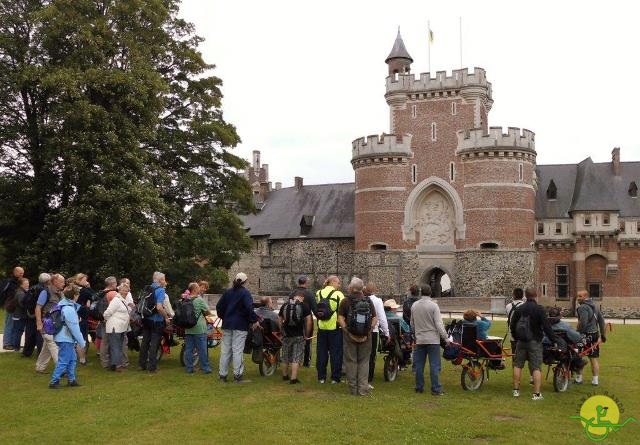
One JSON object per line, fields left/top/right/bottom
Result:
{"left": 383, "top": 355, "right": 399, "bottom": 382}
{"left": 461, "top": 361, "right": 484, "bottom": 391}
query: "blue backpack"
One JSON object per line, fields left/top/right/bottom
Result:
{"left": 43, "top": 304, "right": 66, "bottom": 335}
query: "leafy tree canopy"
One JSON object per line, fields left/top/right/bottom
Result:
{"left": 0, "top": 0, "right": 253, "bottom": 293}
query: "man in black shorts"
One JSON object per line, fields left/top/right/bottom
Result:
{"left": 510, "top": 288, "right": 558, "bottom": 401}
{"left": 575, "top": 290, "right": 606, "bottom": 386}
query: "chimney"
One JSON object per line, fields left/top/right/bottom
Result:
{"left": 275, "top": 182, "right": 282, "bottom": 190}
{"left": 268, "top": 181, "right": 272, "bottom": 192}
{"left": 252, "top": 150, "right": 260, "bottom": 170}
{"left": 259, "top": 182, "right": 269, "bottom": 201}
{"left": 294, "top": 176, "right": 303, "bottom": 191}
{"left": 612, "top": 147, "right": 620, "bottom": 176}
{"left": 262, "top": 163, "right": 269, "bottom": 182}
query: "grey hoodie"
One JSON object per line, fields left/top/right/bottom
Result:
{"left": 577, "top": 299, "right": 605, "bottom": 335}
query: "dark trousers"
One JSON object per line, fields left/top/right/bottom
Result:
{"left": 368, "top": 332, "right": 379, "bottom": 382}
{"left": 22, "top": 319, "right": 41, "bottom": 357}
{"left": 304, "top": 323, "right": 314, "bottom": 366}
{"left": 316, "top": 328, "right": 343, "bottom": 382}
{"left": 139, "top": 320, "right": 165, "bottom": 371}
{"left": 11, "top": 318, "right": 27, "bottom": 350}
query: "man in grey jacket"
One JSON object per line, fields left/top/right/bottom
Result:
{"left": 574, "top": 290, "right": 606, "bottom": 386}
{"left": 410, "top": 284, "right": 449, "bottom": 395}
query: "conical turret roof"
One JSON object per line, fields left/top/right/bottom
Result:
{"left": 385, "top": 29, "right": 413, "bottom": 63}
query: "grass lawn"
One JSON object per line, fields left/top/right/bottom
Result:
{"left": 0, "top": 313, "right": 638, "bottom": 444}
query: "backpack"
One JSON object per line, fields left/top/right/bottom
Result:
{"left": 283, "top": 300, "right": 304, "bottom": 327}
{"left": 173, "top": 298, "right": 198, "bottom": 328}
{"left": 0, "top": 279, "right": 14, "bottom": 306}
{"left": 43, "top": 304, "right": 66, "bottom": 335}
{"left": 23, "top": 285, "right": 45, "bottom": 315}
{"left": 316, "top": 289, "right": 338, "bottom": 321}
{"left": 89, "top": 290, "right": 110, "bottom": 321}
{"left": 137, "top": 285, "right": 157, "bottom": 319}
{"left": 514, "top": 314, "right": 534, "bottom": 342}
{"left": 4, "top": 291, "right": 18, "bottom": 313}
{"left": 507, "top": 300, "right": 524, "bottom": 329}
{"left": 347, "top": 297, "right": 373, "bottom": 336}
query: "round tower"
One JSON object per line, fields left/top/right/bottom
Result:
{"left": 385, "top": 29, "right": 413, "bottom": 77}
{"left": 455, "top": 127, "right": 537, "bottom": 297}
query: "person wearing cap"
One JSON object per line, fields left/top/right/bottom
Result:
{"left": 363, "top": 283, "right": 388, "bottom": 387}
{"left": 383, "top": 299, "right": 411, "bottom": 334}
{"left": 216, "top": 272, "right": 259, "bottom": 383}
{"left": 289, "top": 275, "right": 316, "bottom": 367}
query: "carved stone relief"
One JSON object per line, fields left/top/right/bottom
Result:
{"left": 414, "top": 191, "right": 455, "bottom": 246}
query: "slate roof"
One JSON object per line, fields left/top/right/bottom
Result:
{"left": 536, "top": 159, "right": 640, "bottom": 218}
{"left": 385, "top": 30, "right": 413, "bottom": 63}
{"left": 242, "top": 183, "right": 355, "bottom": 239}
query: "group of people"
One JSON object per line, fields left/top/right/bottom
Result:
{"left": 1, "top": 266, "right": 608, "bottom": 399}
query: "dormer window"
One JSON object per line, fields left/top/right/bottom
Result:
{"left": 537, "top": 222, "right": 544, "bottom": 235}
{"left": 629, "top": 181, "right": 638, "bottom": 198}
{"left": 584, "top": 215, "right": 591, "bottom": 226}
{"left": 603, "top": 214, "right": 610, "bottom": 225}
{"left": 546, "top": 180, "right": 557, "bottom": 200}
{"left": 300, "top": 215, "right": 314, "bottom": 236}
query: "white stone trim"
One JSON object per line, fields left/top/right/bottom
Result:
{"left": 355, "top": 187, "right": 406, "bottom": 194}
{"left": 465, "top": 207, "right": 535, "bottom": 214}
{"left": 403, "top": 176, "right": 465, "bottom": 241}
{"left": 356, "top": 210, "right": 404, "bottom": 214}
{"left": 464, "top": 182, "right": 534, "bottom": 190}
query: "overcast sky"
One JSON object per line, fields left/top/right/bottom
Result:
{"left": 180, "top": 0, "right": 640, "bottom": 187}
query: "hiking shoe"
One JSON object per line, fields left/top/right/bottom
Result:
{"left": 573, "top": 379, "right": 583, "bottom": 385}
{"left": 368, "top": 384, "right": 374, "bottom": 390}
{"left": 233, "top": 376, "right": 251, "bottom": 384}
{"left": 282, "top": 375, "right": 290, "bottom": 381}
{"left": 219, "top": 375, "right": 228, "bottom": 383}
{"left": 532, "top": 393, "right": 544, "bottom": 401}
{"left": 415, "top": 388, "right": 424, "bottom": 393}
{"left": 513, "top": 389, "right": 520, "bottom": 398}
{"left": 290, "top": 379, "right": 300, "bottom": 385}
{"left": 331, "top": 380, "right": 340, "bottom": 384}
{"left": 49, "top": 382, "right": 61, "bottom": 389}
{"left": 67, "top": 380, "right": 81, "bottom": 387}
{"left": 3, "top": 345, "right": 14, "bottom": 351}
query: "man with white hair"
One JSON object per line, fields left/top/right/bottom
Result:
{"left": 138, "top": 271, "right": 170, "bottom": 373}
{"left": 35, "top": 273, "right": 65, "bottom": 373}
{"left": 22, "top": 273, "right": 50, "bottom": 357}
{"left": 337, "top": 277, "right": 377, "bottom": 396}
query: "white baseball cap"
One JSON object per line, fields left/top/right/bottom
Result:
{"left": 235, "top": 272, "right": 248, "bottom": 284}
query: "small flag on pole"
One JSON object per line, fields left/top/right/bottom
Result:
{"left": 428, "top": 27, "right": 434, "bottom": 44}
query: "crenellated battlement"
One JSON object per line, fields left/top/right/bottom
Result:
{"left": 456, "top": 127, "right": 535, "bottom": 153}
{"left": 386, "top": 67, "right": 492, "bottom": 97}
{"left": 352, "top": 134, "right": 413, "bottom": 163}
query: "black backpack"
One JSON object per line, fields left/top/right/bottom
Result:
{"left": 137, "top": 286, "right": 157, "bottom": 319}
{"left": 23, "top": 285, "right": 45, "bottom": 315}
{"left": 515, "top": 314, "right": 534, "bottom": 342}
{"left": 0, "top": 278, "right": 16, "bottom": 307}
{"left": 347, "top": 297, "right": 373, "bottom": 336}
{"left": 173, "top": 298, "right": 198, "bottom": 328}
{"left": 283, "top": 300, "right": 304, "bottom": 327}
{"left": 316, "top": 289, "right": 338, "bottom": 321}
{"left": 89, "top": 290, "right": 110, "bottom": 321}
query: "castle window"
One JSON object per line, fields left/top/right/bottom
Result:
{"left": 449, "top": 162, "right": 455, "bottom": 182}
{"left": 451, "top": 102, "right": 457, "bottom": 115}
{"left": 555, "top": 222, "right": 562, "bottom": 234}
{"left": 518, "top": 163, "right": 524, "bottom": 182}
{"left": 556, "top": 265, "right": 569, "bottom": 299}
{"left": 480, "top": 242, "right": 498, "bottom": 249}
{"left": 637, "top": 222, "right": 640, "bottom": 233}
{"left": 370, "top": 243, "right": 388, "bottom": 251}
{"left": 412, "top": 104, "right": 417, "bottom": 118}
{"left": 584, "top": 215, "right": 591, "bottom": 226}
{"left": 411, "top": 164, "right": 417, "bottom": 184}
{"left": 541, "top": 283, "right": 548, "bottom": 297}
{"left": 629, "top": 181, "right": 638, "bottom": 197}
{"left": 537, "top": 222, "right": 544, "bottom": 235}
{"left": 431, "top": 122, "right": 437, "bottom": 142}
{"left": 620, "top": 220, "right": 626, "bottom": 232}
{"left": 603, "top": 214, "right": 610, "bottom": 225}
{"left": 546, "top": 180, "right": 557, "bottom": 200}
{"left": 590, "top": 236, "right": 601, "bottom": 248}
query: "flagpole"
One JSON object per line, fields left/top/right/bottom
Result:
{"left": 428, "top": 20, "right": 431, "bottom": 73}
{"left": 459, "top": 16, "right": 463, "bottom": 68}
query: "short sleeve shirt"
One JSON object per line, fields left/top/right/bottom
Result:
{"left": 278, "top": 301, "right": 311, "bottom": 337}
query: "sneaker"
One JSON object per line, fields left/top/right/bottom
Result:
{"left": 331, "top": 380, "right": 339, "bottom": 384}
{"left": 415, "top": 388, "right": 424, "bottom": 394}
{"left": 431, "top": 390, "right": 445, "bottom": 396}
{"left": 591, "top": 382, "right": 599, "bottom": 387}
{"left": 512, "top": 389, "right": 520, "bottom": 398}
{"left": 573, "top": 379, "right": 583, "bottom": 385}
{"left": 3, "top": 345, "right": 14, "bottom": 351}
{"left": 49, "top": 382, "right": 61, "bottom": 389}
{"left": 282, "top": 375, "right": 290, "bottom": 381}
{"left": 67, "top": 380, "right": 81, "bottom": 387}
{"left": 319, "top": 379, "right": 326, "bottom": 384}
{"left": 532, "top": 393, "right": 544, "bottom": 401}
{"left": 233, "top": 375, "right": 251, "bottom": 384}
{"left": 368, "top": 384, "right": 374, "bottom": 390}
{"left": 290, "top": 379, "right": 300, "bottom": 385}
{"left": 219, "top": 375, "right": 228, "bottom": 383}
{"left": 35, "top": 369, "right": 48, "bottom": 374}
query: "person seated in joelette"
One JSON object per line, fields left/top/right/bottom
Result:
{"left": 462, "top": 309, "right": 492, "bottom": 340}
{"left": 383, "top": 299, "right": 410, "bottom": 334}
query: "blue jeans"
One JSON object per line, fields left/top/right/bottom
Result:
{"left": 316, "top": 328, "right": 343, "bottom": 382}
{"left": 50, "top": 342, "right": 77, "bottom": 384}
{"left": 11, "top": 318, "right": 26, "bottom": 349}
{"left": 3, "top": 312, "right": 14, "bottom": 347}
{"left": 185, "top": 333, "right": 211, "bottom": 373}
{"left": 219, "top": 329, "right": 247, "bottom": 378}
{"left": 414, "top": 344, "right": 442, "bottom": 393}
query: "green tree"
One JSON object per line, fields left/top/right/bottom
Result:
{"left": 0, "top": 0, "right": 252, "bottom": 290}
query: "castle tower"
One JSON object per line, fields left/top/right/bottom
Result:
{"left": 351, "top": 31, "right": 535, "bottom": 297}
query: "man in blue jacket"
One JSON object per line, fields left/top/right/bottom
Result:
{"left": 216, "top": 273, "right": 259, "bottom": 383}
{"left": 49, "top": 285, "right": 86, "bottom": 389}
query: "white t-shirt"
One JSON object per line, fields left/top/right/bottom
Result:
{"left": 369, "top": 294, "right": 389, "bottom": 337}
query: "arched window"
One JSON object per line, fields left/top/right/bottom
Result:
{"left": 546, "top": 180, "right": 557, "bottom": 200}
{"left": 431, "top": 122, "right": 437, "bottom": 142}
